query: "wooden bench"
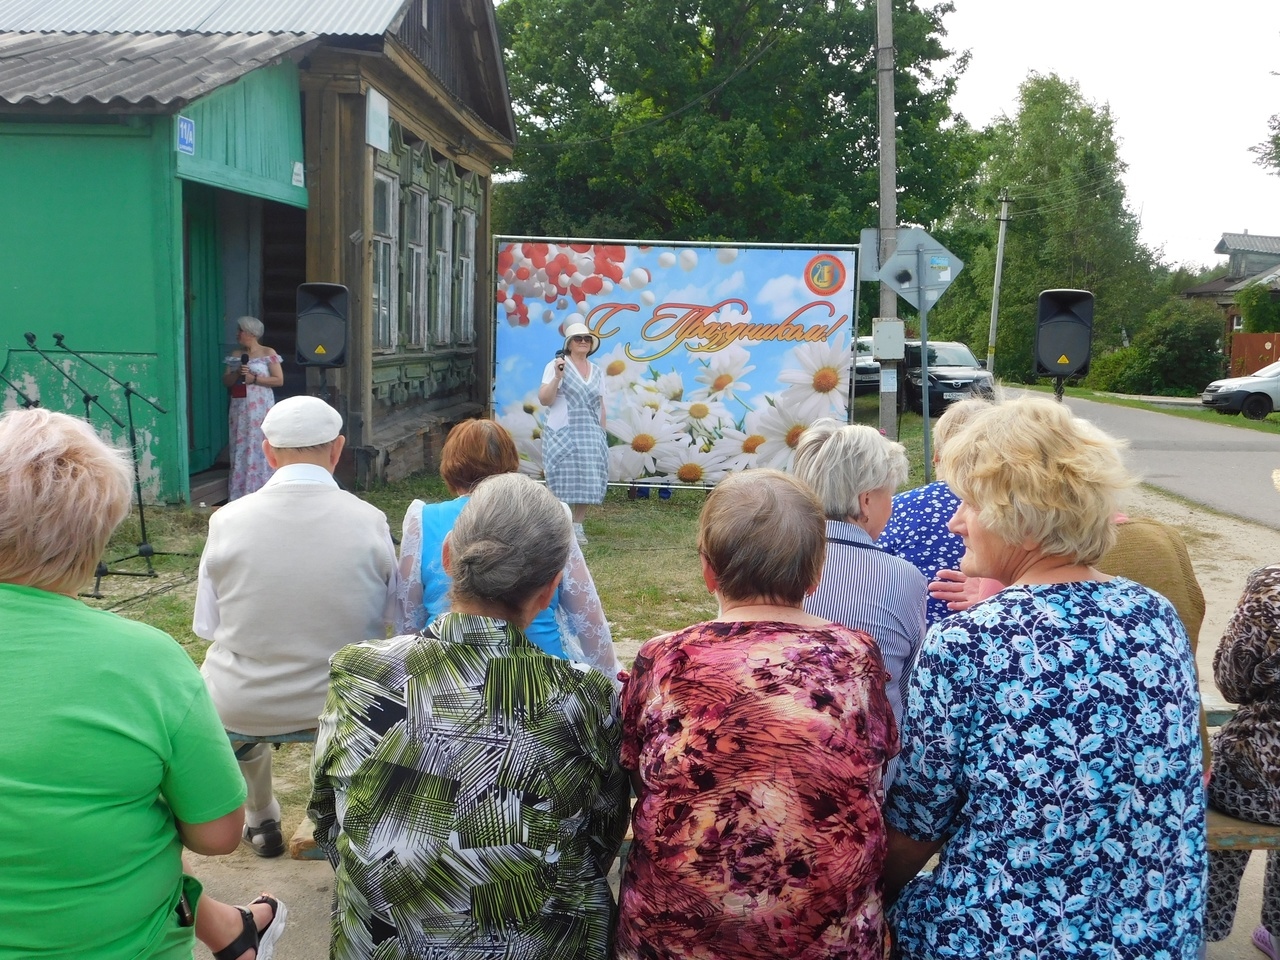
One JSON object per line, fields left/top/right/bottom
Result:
{"left": 1203, "top": 706, "right": 1280, "bottom": 851}
{"left": 225, "top": 729, "right": 327, "bottom": 861}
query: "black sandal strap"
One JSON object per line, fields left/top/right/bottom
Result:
{"left": 211, "top": 906, "right": 258, "bottom": 960}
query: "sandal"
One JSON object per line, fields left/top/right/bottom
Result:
{"left": 212, "top": 895, "right": 288, "bottom": 960}
{"left": 1254, "top": 925, "right": 1277, "bottom": 960}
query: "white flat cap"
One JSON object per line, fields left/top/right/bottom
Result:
{"left": 261, "top": 396, "right": 343, "bottom": 448}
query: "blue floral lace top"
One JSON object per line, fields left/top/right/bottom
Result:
{"left": 885, "top": 578, "right": 1207, "bottom": 959}
{"left": 878, "top": 481, "right": 964, "bottom": 625}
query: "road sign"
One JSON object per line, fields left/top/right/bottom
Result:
{"left": 876, "top": 227, "right": 963, "bottom": 310}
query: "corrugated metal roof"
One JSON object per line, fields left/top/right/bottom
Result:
{"left": 0, "top": 0, "right": 409, "bottom": 36}
{"left": 1226, "top": 262, "right": 1280, "bottom": 293}
{"left": 1216, "top": 233, "right": 1280, "bottom": 256}
{"left": 0, "top": 32, "right": 315, "bottom": 106}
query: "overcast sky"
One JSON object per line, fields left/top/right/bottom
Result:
{"left": 940, "top": 0, "right": 1280, "bottom": 268}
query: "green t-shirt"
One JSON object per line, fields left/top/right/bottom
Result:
{"left": 0, "top": 584, "right": 246, "bottom": 959}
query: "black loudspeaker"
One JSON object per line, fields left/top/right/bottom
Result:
{"left": 1035, "top": 289, "right": 1094, "bottom": 377}
{"left": 296, "top": 283, "right": 349, "bottom": 367}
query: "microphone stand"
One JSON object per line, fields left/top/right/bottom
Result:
{"left": 23, "top": 333, "right": 123, "bottom": 428}
{"left": 49, "top": 332, "right": 193, "bottom": 597}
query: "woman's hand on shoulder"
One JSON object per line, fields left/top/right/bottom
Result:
{"left": 928, "top": 570, "right": 1004, "bottom": 612}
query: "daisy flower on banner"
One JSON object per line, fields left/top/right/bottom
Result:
{"left": 498, "top": 399, "right": 545, "bottom": 476}
{"left": 639, "top": 370, "right": 685, "bottom": 403}
{"left": 653, "top": 441, "right": 734, "bottom": 486}
{"left": 688, "top": 343, "right": 756, "bottom": 403}
{"left": 710, "top": 425, "right": 767, "bottom": 473}
{"left": 606, "top": 405, "right": 688, "bottom": 480}
{"left": 747, "top": 394, "right": 814, "bottom": 471}
{"left": 670, "top": 396, "right": 733, "bottom": 440}
{"left": 597, "top": 342, "right": 649, "bottom": 394}
{"left": 777, "top": 340, "right": 851, "bottom": 420}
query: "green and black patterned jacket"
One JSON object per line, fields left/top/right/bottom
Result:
{"left": 309, "top": 612, "right": 629, "bottom": 960}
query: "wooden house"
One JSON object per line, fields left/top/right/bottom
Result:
{"left": 0, "top": 0, "right": 514, "bottom": 501}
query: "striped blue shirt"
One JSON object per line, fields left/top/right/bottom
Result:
{"left": 804, "top": 520, "right": 926, "bottom": 785}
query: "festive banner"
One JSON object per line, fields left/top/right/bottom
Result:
{"left": 492, "top": 239, "right": 858, "bottom": 486}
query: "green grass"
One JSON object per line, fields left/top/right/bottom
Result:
{"left": 90, "top": 390, "right": 933, "bottom": 667}
{"left": 94, "top": 382, "right": 1263, "bottom": 669}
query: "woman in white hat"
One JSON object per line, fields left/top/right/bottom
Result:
{"left": 537, "top": 322, "right": 608, "bottom": 544}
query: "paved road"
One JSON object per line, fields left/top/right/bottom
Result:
{"left": 1028, "top": 393, "right": 1280, "bottom": 530}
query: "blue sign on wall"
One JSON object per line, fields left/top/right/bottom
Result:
{"left": 176, "top": 116, "right": 195, "bottom": 156}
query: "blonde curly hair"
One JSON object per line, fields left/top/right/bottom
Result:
{"left": 940, "top": 395, "right": 1134, "bottom": 564}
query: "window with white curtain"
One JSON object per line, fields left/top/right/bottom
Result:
{"left": 371, "top": 171, "right": 398, "bottom": 350}
{"left": 405, "top": 188, "right": 429, "bottom": 346}
{"left": 431, "top": 197, "right": 454, "bottom": 344}
{"left": 455, "top": 208, "right": 476, "bottom": 343}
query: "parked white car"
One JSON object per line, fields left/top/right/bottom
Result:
{"left": 1200, "top": 361, "right": 1280, "bottom": 420}
{"left": 854, "top": 336, "right": 880, "bottom": 390}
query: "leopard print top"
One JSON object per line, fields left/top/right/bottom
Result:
{"left": 1212, "top": 563, "right": 1280, "bottom": 786}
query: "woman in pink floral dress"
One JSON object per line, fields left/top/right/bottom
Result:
{"left": 222, "top": 316, "right": 283, "bottom": 500}
{"left": 618, "top": 469, "right": 899, "bottom": 960}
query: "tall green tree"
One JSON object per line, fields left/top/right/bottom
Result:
{"left": 493, "top": 0, "right": 976, "bottom": 243}
{"left": 928, "top": 73, "right": 1162, "bottom": 382}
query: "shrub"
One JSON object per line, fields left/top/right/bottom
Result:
{"left": 1237, "top": 282, "right": 1280, "bottom": 333}
{"left": 1084, "top": 300, "right": 1223, "bottom": 395}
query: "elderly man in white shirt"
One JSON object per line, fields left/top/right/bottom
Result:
{"left": 194, "top": 396, "right": 399, "bottom": 857}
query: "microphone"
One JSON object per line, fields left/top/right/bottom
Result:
{"left": 53, "top": 333, "right": 65, "bottom": 346}
{"left": 24, "top": 332, "right": 35, "bottom": 346}
{"left": 240, "top": 353, "right": 250, "bottom": 385}
{"left": 554, "top": 348, "right": 568, "bottom": 360}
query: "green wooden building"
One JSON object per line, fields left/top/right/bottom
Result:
{"left": 0, "top": 0, "right": 514, "bottom": 501}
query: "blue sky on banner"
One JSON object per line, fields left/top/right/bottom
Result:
{"left": 493, "top": 241, "right": 857, "bottom": 484}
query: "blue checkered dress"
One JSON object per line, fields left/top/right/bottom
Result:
{"left": 543, "top": 361, "right": 608, "bottom": 505}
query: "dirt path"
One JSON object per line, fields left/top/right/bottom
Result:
{"left": 1123, "top": 483, "right": 1278, "bottom": 709}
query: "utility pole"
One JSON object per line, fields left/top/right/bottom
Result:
{"left": 875, "top": 0, "right": 900, "bottom": 439}
{"left": 985, "top": 191, "right": 1011, "bottom": 376}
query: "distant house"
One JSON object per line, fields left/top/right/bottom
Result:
{"left": 0, "top": 0, "right": 514, "bottom": 502}
{"left": 1183, "top": 233, "right": 1280, "bottom": 359}
{"left": 1216, "top": 232, "right": 1280, "bottom": 278}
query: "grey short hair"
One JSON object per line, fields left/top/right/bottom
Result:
{"left": 792, "top": 419, "right": 909, "bottom": 521}
{"left": 448, "top": 473, "right": 572, "bottom": 616}
{"left": 236, "top": 315, "right": 265, "bottom": 338}
{"left": 698, "top": 469, "right": 826, "bottom": 606}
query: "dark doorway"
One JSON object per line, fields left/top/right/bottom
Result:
{"left": 262, "top": 202, "right": 308, "bottom": 399}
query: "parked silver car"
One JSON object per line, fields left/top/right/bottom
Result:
{"left": 1201, "top": 361, "right": 1280, "bottom": 420}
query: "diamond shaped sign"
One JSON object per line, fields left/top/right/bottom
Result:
{"left": 876, "top": 227, "right": 963, "bottom": 311}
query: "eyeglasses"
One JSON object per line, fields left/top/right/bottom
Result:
{"left": 570, "top": 335, "right": 593, "bottom": 343}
